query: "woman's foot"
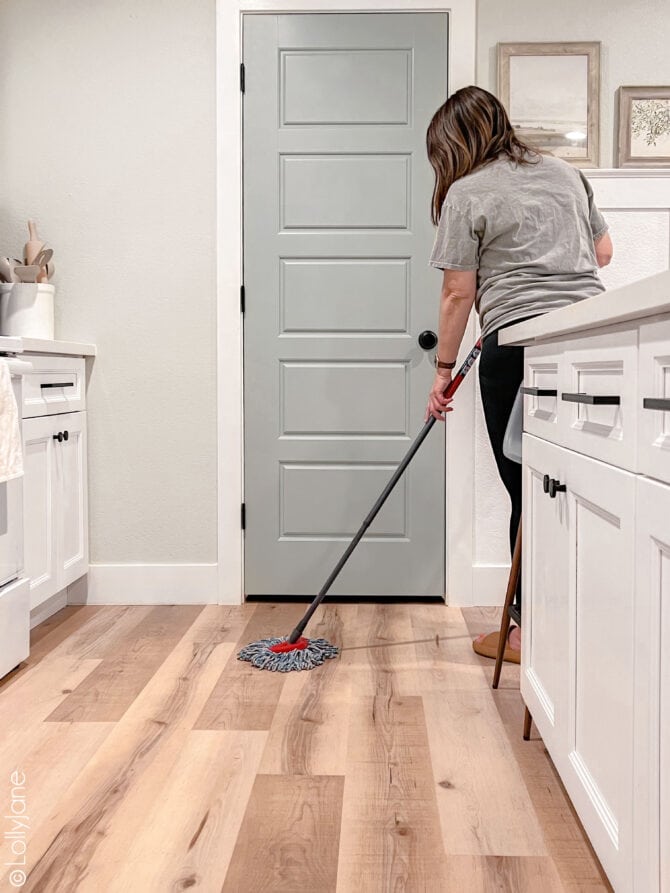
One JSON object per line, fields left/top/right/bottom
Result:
{"left": 472, "top": 626, "right": 521, "bottom": 663}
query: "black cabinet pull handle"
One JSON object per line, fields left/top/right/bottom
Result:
{"left": 561, "top": 392, "right": 620, "bottom": 405}
{"left": 63, "top": 430, "right": 69, "bottom": 441}
{"left": 543, "top": 474, "right": 551, "bottom": 493}
{"left": 643, "top": 397, "right": 670, "bottom": 411}
{"left": 521, "top": 386, "right": 558, "bottom": 397}
{"left": 41, "top": 382, "right": 75, "bottom": 389}
{"left": 53, "top": 432, "right": 63, "bottom": 443}
{"left": 549, "top": 479, "right": 566, "bottom": 499}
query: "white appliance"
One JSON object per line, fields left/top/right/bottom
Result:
{"left": 0, "top": 357, "right": 31, "bottom": 679}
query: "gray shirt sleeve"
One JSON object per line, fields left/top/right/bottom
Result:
{"left": 578, "top": 171, "right": 609, "bottom": 241}
{"left": 429, "top": 202, "right": 480, "bottom": 271}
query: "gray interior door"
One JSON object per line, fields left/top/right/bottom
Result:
{"left": 243, "top": 12, "right": 449, "bottom": 597}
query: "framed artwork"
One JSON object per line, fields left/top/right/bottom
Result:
{"left": 497, "top": 42, "right": 600, "bottom": 167}
{"left": 616, "top": 86, "right": 670, "bottom": 167}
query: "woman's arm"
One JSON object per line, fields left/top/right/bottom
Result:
{"left": 594, "top": 231, "right": 613, "bottom": 268}
{"left": 425, "top": 269, "right": 477, "bottom": 421}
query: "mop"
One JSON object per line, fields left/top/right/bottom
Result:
{"left": 238, "top": 338, "right": 483, "bottom": 671}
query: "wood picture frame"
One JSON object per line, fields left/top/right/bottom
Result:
{"left": 616, "top": 86, "right": 670, "bottom": 168}
{"left": 497, "top": 41, "right": 601, "bottom": 167}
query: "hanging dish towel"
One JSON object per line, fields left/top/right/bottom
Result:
{"left": 0, "top": 361, "right": 23, "bottom": 482}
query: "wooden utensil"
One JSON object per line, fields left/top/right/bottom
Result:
{"left": 24, "top": 220, "right": 44, "bottom": 266}
{"left": 15, "top": 264, "right": 41, "bottom": 283}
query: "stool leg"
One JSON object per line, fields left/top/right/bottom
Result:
{"left": 523, "top": 706, "right": 532, "bottom": 741}
{"left": 492, "top": 517, "right": 522, "bottom": 689}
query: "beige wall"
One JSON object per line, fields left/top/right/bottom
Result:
{"left": 0, "top": 0, "right": 218, "bottom": 563}
{"left": 477, "top": 0, "right": 670, "bottom": 167}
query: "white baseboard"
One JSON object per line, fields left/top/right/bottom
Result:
{"left": 30, "top": 589, "right": 68, "bottom": 628}
{"left": 67, "top": 563, "right": 222, "bottom": 606}
{"left": 447, "top": 564, "right": 511, "bottom": 608}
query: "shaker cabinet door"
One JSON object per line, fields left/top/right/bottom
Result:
{"left": 22, "top": 415, "right": 59, "bottom": 609}
{"left": 564, "top": 448, "right": 636, "bottom": 893}
{"left": 58, "top": 412, "right": 88, "bottom": 588}
{"left": 520, "top": 434, "right": 570, "bottom": 756}
{"left": 634, "top": 475, "right": 670, "bottom": 893}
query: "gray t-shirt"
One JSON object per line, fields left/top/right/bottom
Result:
{"left": 429, "top": 152, "right": 609, "bottom": 339}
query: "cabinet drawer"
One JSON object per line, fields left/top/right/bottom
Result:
{"left": 21, "top": 354, "right": 85, "bottom": 418}
{"left": 638, "top": 317, "right": 670, "bottom": 486}
{"left": 560, "top": 327, "right": 638, "bottom": 472}
{"left": 522, "top": 342, "right": 562, "bottom": 444}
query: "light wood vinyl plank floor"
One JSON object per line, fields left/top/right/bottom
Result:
{"left": 0, "top": 603, "right": 611, "bottom": 892}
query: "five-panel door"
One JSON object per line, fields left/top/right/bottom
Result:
{"left": 242, "top": 13, "right": 449, "bottom": 596}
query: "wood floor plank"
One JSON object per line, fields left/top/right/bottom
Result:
{"left": 461, "top": 608, "right": 611, "bottom": 890}
{"left": 222, "top": 774, "right": 344, "bottom": 893}
{"left": 194, "top": 603, "right": 304, "bottom": 731}
{"left": 45, "top": 605, "right": 203, "bottom": 722}
{"left": 0, "top": 656, "right": 103, "bottom": 776}
{"left": 443, "top": 855, "right": 565, "bottom": 891}
{"left": 21, "top": 607, "right": 237, "bottom": 891}
{"left": 336, "top": 603, "right": 423, "bottom": 697}
{"left": 411, "top": 604, "right": 491, "bottom": 692}
{"left": 337, "top": 694, "right": 449, "bottom": 892}
{"left": 258, "top": 604, "right": 352, "bottom": 776}
{"left": 83, "top": 731, "right": 267, "bottom": 893}
{"left": 4, "top": 722, "right": 115, "bottom": 847}
{"left": 423, "top": 690, "right": 547, "bottom": 856}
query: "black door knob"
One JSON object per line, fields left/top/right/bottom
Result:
{"left": 53, "top": 432, "right": 63, "bottom": 443}
{"left": 418, "top": 330, "right": 438, "bottom": 351}
{"left": 543, "top": 474, "right": 551, "bottom": 493}
{"left": 63, "top": 430, "right": 69, "bottom": 441}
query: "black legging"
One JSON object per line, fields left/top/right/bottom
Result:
{"left": 478, "top": 315, "right": 538, "bottom": 611}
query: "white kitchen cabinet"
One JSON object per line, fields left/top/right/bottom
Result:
{"left": 633, "top": 475, "right": 670, "bottom": 893}
{"left": 22, "top": 411, "right": 88, "bottom": 610}
{"left": 504, "top": 278, "right": 670, "bottom": 893}
{"left": 522, "top": 434, "right": 636, "bottom": 892}
{"left": 521, "top": 434, "right": 570, "bottom": 757}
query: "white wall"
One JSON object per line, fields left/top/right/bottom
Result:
{"left": 0, "top": 0, "right": 218, "bottom": 566}
{"left": 477, "top": 0, "right": 670, "bottom": 167}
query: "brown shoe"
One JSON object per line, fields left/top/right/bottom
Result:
{"left": 472, "top": 628, "right": 520, "bottom": 664}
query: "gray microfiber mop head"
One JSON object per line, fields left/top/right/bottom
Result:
{"left": 237, "top": 636, "right": 339, "bottom": 672}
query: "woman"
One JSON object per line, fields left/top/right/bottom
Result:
{"left": 424, "top": 86, "right": 612, "bottom": 660}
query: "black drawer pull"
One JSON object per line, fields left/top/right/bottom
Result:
{"left": 543, "top": 474, "right": 551, "bottom": 494}
{"left": 521, "top": 386, "right": 557, "bottom": 397}
{"left": 53, "top": 432, "right": 63, "bottom": 443}
{"left": 561, "top": 392, "right": 620, "bottom": 406}
{"left": 63, "top": 430, "right": 69, "bottom": 441}
{"left": 549, "top": 479, "right": 566, "bottom": 499}
{"left": 643, "top": 397, "right": 670, "bottom": 411}
{"left": 41, "top": 381, "right": 75, "bottom": 389}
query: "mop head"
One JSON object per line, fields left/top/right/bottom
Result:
{"left": 237, "top": 635, "right": 339, "bottom": 672}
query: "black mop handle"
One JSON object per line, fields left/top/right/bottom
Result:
{"left": 287, "top": 338, "right": 483, "bottom": 644}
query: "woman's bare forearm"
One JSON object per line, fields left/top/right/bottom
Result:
{"left": 436, "top": 270, "right": 477, "bottom": 363}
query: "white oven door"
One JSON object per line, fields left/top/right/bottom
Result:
{"left": 0, "top": 476, "right": 23, "bottom": 587}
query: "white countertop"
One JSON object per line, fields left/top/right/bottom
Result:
{"left": 499, "top": 270, "right": 670, "bottom": 346}
{"left": 0, "top": 336, "right": 96, "bottom": 356}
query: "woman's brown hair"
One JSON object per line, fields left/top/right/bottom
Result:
{"left": 426, "top": 86, "right": 539, "bottom": 224}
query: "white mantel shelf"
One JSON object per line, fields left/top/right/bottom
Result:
{"left": 500, "top": 270, "right": 670, "bottom": 347}
{"left": 0, "top": 336, "right": 96, "bottom": 356}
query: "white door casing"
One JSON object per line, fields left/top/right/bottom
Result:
{"left": 216, "top": 0, "right": 477, "bottom": 604}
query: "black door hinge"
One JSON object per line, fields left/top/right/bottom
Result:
{"left": 240, "top": 284, "right": 245, "bottom": 314}
{"left": 241, "top": 503, "right": 246, "bottom": 530}
{"left": 240, "top": 63, "right": 245, "bottom": 93}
